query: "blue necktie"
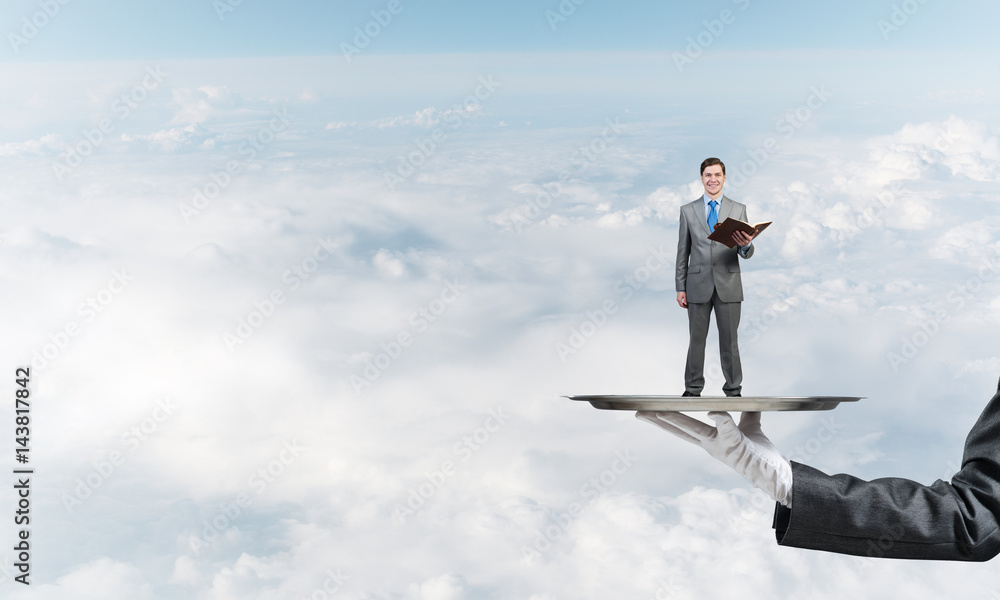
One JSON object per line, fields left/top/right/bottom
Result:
{"left": 708, "top": 200, "right": 718, "bottom": 231}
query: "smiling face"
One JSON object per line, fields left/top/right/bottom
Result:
{"left": 701, "top": 164, "right": 726, "bottom": 200}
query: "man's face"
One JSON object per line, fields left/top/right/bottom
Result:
{"left": 701, "top": 165, "right": 725, "bottom": 199}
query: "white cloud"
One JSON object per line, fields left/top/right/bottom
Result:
{"left": 781, "top": 219, "right": 824, "bottom": 258}
{"left": 9, "top": 558, "right": 154, "bottom": 600}
{"left": 299, "top": 88, "right": 319, "bottom": 103}
{"left": 855, "top": 116, "right": 1000, "bottom": 187}
{"left": 595, "top": 205, "right": 651, "bottom": 228}
{"left": 170, "top": 86, "right": 244, "bottom": 124}
{"left": 343, "top": 103, "right": 488, "bottom": 131}
{"left": 0, "top": 133, "right": 63, "bottom": 157}
{"left": 374, "top": 107, "right": 441, "bottom": 129}
{"left": 5, "top": 59, "right": 1000, "bottom": 600}
{"left": 121, "top": 123, "right": 215, "bottom": 152}
{"left": 930, "top": 221, "right": 997, "bottom": 262}
{"left": 169, "top": 555, "right": 202, "bottom": 586}
{"left": 373, "top": 248, "right": 408, "bottom": 278}
{"left": 325, "top": 121, "right": 356, "bottom": 130}
{"left": 408, "top": 573, "right": 467, "bottom": 600}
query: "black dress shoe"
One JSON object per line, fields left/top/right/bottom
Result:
{"left": 682, "top": 391, "right": 700, "bottom": 397}
{"left": 726, "top": 392, "right": 741, "bottom": 397}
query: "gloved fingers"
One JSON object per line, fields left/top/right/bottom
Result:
{"left": 738, "top": 411, "right": 761, "bottom": 428}
{"left": 636, "top": 411, "right": 714, "bottom": 444}
{"left": 738, "top": 411, "right": 763, "bottom": 435}
{"left": 738, "top": 411, "right": 778, "bottom": 449}
{"left": 635, "top": 411, "right": 702, "bottom": 444}
{"left": 707, "top": 411, "right": 742, "bottom": 445}
{"left": 655, "top": 411, "right": 720, "bottom": 441}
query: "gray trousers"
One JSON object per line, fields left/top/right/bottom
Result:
{"left": 684, "top": 288, "right": 742, "bottom": 395}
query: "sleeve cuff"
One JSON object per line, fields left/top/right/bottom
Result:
{"left": 772, "top": 502, "right": 792, "bottom": 543}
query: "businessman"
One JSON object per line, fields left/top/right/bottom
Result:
{"left": 675, "top": 158, "right": 756, "bottom": 397}
{"left": 636, "top": 375, "right": 1000, "bottom": 561}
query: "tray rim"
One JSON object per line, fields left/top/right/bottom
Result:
{"left": 565, "top": 395, "right": 864, "bottom": 412}
{"left": 566, "top": 395, "right": 863, "bottom": 400}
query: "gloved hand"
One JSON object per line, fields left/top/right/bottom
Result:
{"left": 636, "top": 411, "right": 793, "bottom": 507}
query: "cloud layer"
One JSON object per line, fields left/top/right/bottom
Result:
{"left": 2, "top": 55, "right": 1000, "bottom": 599}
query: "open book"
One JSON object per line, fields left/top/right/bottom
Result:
{"left": 708, "top": 217, "right": 771, "bottom": 248}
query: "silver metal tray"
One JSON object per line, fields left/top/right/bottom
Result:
{"left": 567, "top": 395, "right": 863, "bottom": 412}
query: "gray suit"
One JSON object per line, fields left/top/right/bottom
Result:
{"left": 675, "top": 195, "right": 754, "bottom": 395}
{"left": 774, "top": 377, "right": 1000, "bottom": 561}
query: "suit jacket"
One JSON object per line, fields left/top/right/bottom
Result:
{"left": 675, "top": 195, "right": 754, "bottom": 304}
{"left": 773, "top": 378, "right": 1000, "bottom": 561}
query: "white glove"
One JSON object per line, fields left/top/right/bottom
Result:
{"left": 636, "top": 411, "right": 793, "bottom": 507}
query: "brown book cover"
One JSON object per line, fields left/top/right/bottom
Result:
{"left": 708, "top": 217, "right": 771, "bottom": 248}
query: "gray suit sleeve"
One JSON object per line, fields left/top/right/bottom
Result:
{"left": 773, "top": 380, "right": 1000, "bottom": 561}
{"left": 675, "top": 206, "right": 690, "bottom": 292}
{"left": 737, "top": 204, "right": 754, "bottom": 259}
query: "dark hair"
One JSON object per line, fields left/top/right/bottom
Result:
{"left": 700, "top": 157, "right": 725, "bottom": 175}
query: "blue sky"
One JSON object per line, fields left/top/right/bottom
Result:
{"left": 2, "top": 0, "right": 996, "bottom": 60}
{"left": 2, "top": 2, "right": 1000, "bottom": 599}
